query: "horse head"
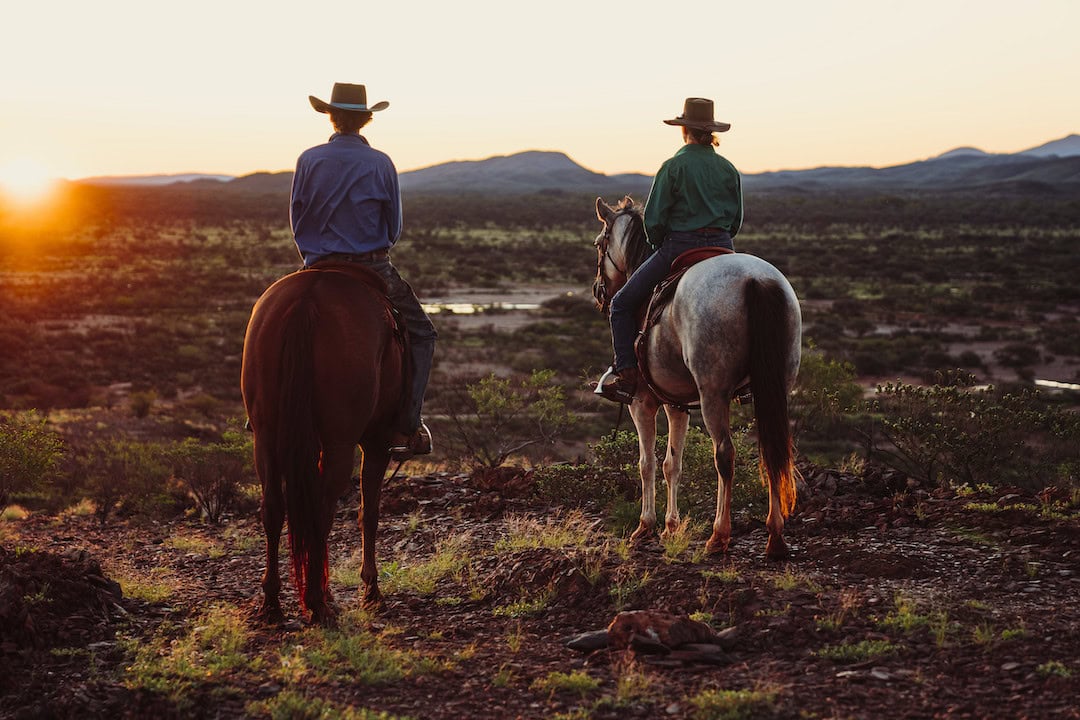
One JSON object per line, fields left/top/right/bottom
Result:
{"left": 592, "top": 196, "right": 649, "bottom": 313}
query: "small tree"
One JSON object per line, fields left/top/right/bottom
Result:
{"left": 0, "top": 411, "right": 63, "bottom": 511}
{"left": 129, "top": 390, "right": 157, "bottom": 419}
{"left": 443, "top": 370, "right": 579, "bottom": 469}
{"left": 72, "top": 438, "right": 170, "bottom": 525}
{"left": 169, "top": 430, "right": 253, "bottom": 523}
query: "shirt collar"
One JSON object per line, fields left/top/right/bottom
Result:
{"left": 329, "top": 132, "right": 370, "bottom": 146}
{"left": 675, "top": 143, "right": 713, "bottom": 157}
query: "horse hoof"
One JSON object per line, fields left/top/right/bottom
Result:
{"left": 705, "top": 536, "right": 730, "bottom": 555}
{"left": 362, "top": 587, "right": 384, "bottom": 612}
{"left": 306, "top": 605, "right": 339, "bottom": 627}
{"left": 253, "top": 602, "right": 285, "bottom": 625}
{"left": 629, "top": 524, "right": 655, "bottom": 546}
{"left": 660, "top": 520, "right": 682, "bottom": 540}
{"left": 765, "top": 537, "right": 789, "bottom": 562}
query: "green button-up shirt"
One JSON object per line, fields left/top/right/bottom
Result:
{"left": 643, "top": 143, "right": 744, "bottom": 247}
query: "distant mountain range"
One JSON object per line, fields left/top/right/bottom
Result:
{"left": 746, "top": 134, "right": 1080, "bottom": 194}
{"left": 77, "top": 134, "right": 1080, "bottom": 195}
{"left": 78, "top": 173, "right": 233, "bottom": 187}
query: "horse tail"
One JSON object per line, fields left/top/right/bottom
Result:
{"left": 745, "top": 278, "right": 798, "bottom": 517}
{"left": 274, "top": 294, "right": 325, "bottom": 609}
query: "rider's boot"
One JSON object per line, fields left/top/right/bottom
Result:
{"left": 389, "top": 420, "right": 433, "bottom": 462}
{"left": 595, "top": 366, "right": 641, "bottom": 405}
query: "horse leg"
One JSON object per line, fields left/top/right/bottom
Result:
{"left": 358, "top": 444, "right": 391, "bottom": 610}
{"left": 700, "top": 401, "right": 735, "bottom": 555}
{"left": 304, "top": 443, "right": 354, "bottom": 625}
{"left": 764, "top": 498, "right": 789, "bottom": 560}
{"left": 763, "top": 463, "right": 791, "bottom": 561}
{"left": 255, "top": 439, "right": 285, "bottom": 623}
{"left": 628, "top": 396, "right": 660, "bottom": 545}
{"left": 660, "top": 406, "right": 690, "bottom": 537}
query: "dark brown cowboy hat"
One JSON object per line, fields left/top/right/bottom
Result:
{"left": 663, "top": 98, "right": 730, "bottom": 133}
{"left": 309, "top": 83, "right": 389, "bottom": 114}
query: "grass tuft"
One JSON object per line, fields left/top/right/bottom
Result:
{"left": 530, "top": 670, "right": 600, "bottom": 698}
{"left": 687, "top": 688, "right": 778, "bottom": 720}
{"left": 814, "top": 639, "right": 897, "bottom": 663}
{"left": 246, "top": 689, "right": 410, "bottom": 719}
{"left": 1, "top": 504, "right": 30, "bottom": 521}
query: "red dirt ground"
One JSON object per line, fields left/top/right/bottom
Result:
{"left": 2, "top": 464, "right": 1078, "bottom": 719}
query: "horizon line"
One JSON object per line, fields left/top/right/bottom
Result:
{"left": 67, "top": 133, "right": 1080, "bottom": 184}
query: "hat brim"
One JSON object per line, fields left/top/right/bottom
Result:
{"left": 309, "top": 96, "right": 389, "bottom": 114}
{"left": 663, "top": 118, "right": 731, "bottom": 133}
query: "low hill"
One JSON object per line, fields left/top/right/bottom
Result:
{"left": 746, "top": 153, "right": 1080, "bottom": 194}
{"left": 79, "top": 173, "right": 232, "bottom": 187}
{"left": 1018, "top": 133, "right": 1080, "bottom": 158}
{"left": 397, "top": 150, "right": 652, "bottom": 195}
{"left": 73, "top": 134, "right": 1080, "bottom": 196}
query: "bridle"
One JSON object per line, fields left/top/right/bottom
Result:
{"left": 592, "top": 209, "right": 648, "bottom": 314}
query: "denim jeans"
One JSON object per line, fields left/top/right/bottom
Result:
{"left": 608, "top": 230, "right": 733, "bottom": 371}
{"left": 367, "top": 258, "right": 438, "bottom": 434}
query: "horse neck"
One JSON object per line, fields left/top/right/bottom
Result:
{"left": 614, "top": 213, "right": 648, "bottom": 275}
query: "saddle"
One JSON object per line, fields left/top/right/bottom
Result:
{"left": 633, "top": 247, "right": 734, "bottom": 409}
{"left": 306, "top": 258, "right": 389, "bottom": 295}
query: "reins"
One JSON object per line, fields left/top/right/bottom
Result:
{"left": 592, "top": 208, "right": 650, "bottom": 314}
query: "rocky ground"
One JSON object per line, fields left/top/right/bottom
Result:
{"left": 2, "top": 464, "right": 1078, "bottom": 719}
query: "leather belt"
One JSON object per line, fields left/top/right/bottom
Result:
{"left": 691, "top": 227, "right": 729, "bottom": 234}
{"left": 320, "top": 249, "right": 389, "bottom": 264}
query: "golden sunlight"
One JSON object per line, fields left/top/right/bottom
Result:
{"left": 0, "top": 158, "right": 59, "bottom": 206}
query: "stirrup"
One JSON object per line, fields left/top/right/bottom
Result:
{"left": 734, "top": 384, "right": 753, "bottom": 405}
{"left": 592, "top": 366, "right": 618, "bottom": 396}
{"left": 389, "top": 421, "right": 433, "bottom": 461}
{"left": 593, "top": 366, "right": 637, "bottom": 405}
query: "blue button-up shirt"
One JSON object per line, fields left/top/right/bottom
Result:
{"left": 290, "top": 133, "right": 403, "bottom": 266}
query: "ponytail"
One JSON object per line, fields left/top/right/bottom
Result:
{"left": 687, "top": 127, "right": 719, "bottom": 146}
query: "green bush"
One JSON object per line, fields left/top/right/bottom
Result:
{"left": 532, "top": 463, "right": 630, "bottom": 508}
{"left": 790, "top": 350, "right": 864, "bottom": 452}
{"left": 169, "top": 430, "right": 254, "bottom": 523}
{"left": 869, "top": 371, "right": 1079, "bottom": 489}
{"left": 590, "top": 425, "right": 767, "bottom": 522}
{"left": 441, "top": 370, "right": 579, "bottom": 469}
{"left": 129, "top": 390, "right": 157, "bottom": 419}
{"left": 591, "top": 430, "right": 643, "bottom": 473}
{"left": 71, "top": 437, "right": 171, "bottom": 525}
{"left": 0, "top": 411, "right": 63, "bottom": 510}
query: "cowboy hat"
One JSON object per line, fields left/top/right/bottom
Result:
{"left": 309, "top": 83, "right": 389, "bottom": 114}
{"left": 663, "top": 98, "right": 730, "bottom": 133}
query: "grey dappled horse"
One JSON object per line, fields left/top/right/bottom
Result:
{"left": 593, "top": 197, "right": 802, "bottom": 559}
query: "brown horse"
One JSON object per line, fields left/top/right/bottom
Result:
{"left": 241, "top": 262, "right": 405, "bottom": 623}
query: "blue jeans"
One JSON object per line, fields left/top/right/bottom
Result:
{"left": 367, "top": 258, "right": 438, "bottom": 434}
{"left": 609, "top": 230, "right": 733, "bottom": 371}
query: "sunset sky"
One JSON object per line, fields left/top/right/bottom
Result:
{"left": 2, "top": 0, "right": 1078, "bottom": 185}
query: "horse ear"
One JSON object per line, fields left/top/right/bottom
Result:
{"left": 596, "top": 197, "right": 615, "bottom": 223}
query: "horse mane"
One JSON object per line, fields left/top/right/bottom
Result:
{"left": 614, "top": 197, "right": 651, "bottom": 272}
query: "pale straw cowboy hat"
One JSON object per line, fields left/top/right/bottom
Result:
{"left": 663, "top": 98, "right": 731, "bottom": 133}
{"left": 309, "top": 83, "right": 389, "bottom": 114}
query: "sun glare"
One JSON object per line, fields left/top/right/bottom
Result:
{"left": 0, "top": 158, "right": 59, "bottom": 206}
